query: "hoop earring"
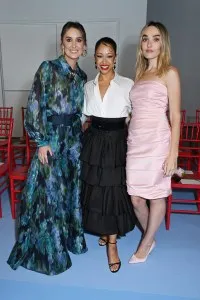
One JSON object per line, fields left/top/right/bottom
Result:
{"left": 82, "top": 49, "right": 87, "bottom": 57}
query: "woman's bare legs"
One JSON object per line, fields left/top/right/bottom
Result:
{"left": 131, "top": 196, "right": 149, "bottom": 233}
{"left": 131, "top": 196, "right": 166, "bottom": 258}
{"left": 106, "top": 234, "right": 121, "bottom": 272}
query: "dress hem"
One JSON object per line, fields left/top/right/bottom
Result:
{"left": 127, "top": 191, "right": 172, "bottom": 199}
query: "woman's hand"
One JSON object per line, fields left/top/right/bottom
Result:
{"left": 38, "top": 146, "right": 53, "bottom": 164}
{"left": 163, "top": 154, "right": 178, "bottom": 176}
{"left": 82, "top": 120, "right": 91, "bottom": 132}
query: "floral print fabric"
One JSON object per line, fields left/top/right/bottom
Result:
{"left": 7, "top": 56, "right": 88, "bottom": 275}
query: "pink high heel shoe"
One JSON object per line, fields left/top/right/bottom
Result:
{"left": 129, "top": 240, "right": 156, "bottom": 264}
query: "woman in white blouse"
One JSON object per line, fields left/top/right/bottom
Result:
{"left": 81, "top": 37, "right": 136, "bottom": 273}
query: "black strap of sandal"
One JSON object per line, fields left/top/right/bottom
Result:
{"left": 109, "top": 261, "right": 121, "bottom": 273}
{"left": 109, "top": 261, "right": 121, "bottom": 267}
{"left": 99, "top": 237, "right": 107, "bottom": 246}
{"left": 108, "top": 241, "right": 117, "bottom": 244}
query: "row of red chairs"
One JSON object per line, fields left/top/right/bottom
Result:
{"left": 166, "top": 122, "right": 200, "bottom": 229}
{"left": 0, "top": 107, "right": 28, "bottom": 164}
{"left": 0, "top": 113, "right": 35, "bottom": 219}
{"left": 0, "top": 118, "right": 13, "bottom": 217}
{"left": 180, "top": 109, "right": 200, "bottom": 124}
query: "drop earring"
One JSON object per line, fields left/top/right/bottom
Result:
{"left": 62, "top": 47, "right": 65, "bottom": 56}
{"left": 113, "top": 62, "right": 116, "bottom": 70}
{"left": 82, "top": 49, "right": 87, "bottom": 57}
{"left": 95, "top": 62, "right": 97, "bottom": 69}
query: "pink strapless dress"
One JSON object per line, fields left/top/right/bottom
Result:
{"left": 126, "top": 81, "right": 171, "bottom": 199}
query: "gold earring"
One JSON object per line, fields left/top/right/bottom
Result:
{"left": 62, "top": 47, "right": 65, "bottom": 56}
{"left": 82, "top": 49, "right": 87, "bottom": 57}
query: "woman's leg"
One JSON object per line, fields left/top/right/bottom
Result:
{"left": 106, "top": 234, "right": 120, "bottom": 272}
{"left": 134, "top": 198, "right": 166, "bottom": 258}
{"left": 131, "top": 196, "right": 149, "bottom": 233}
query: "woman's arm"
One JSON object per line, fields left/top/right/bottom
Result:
{"left": 164, "top": 66, "right": 181, "bottom": 176}
{"left": 25, "top": 61, "right": 52, "bottom": 164}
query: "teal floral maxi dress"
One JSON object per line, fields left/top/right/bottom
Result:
{"left": 7, "top": 55, "right": 88, "bottom": 275}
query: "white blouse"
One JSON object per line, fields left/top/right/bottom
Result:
{"left": 83, "top": 73, "right": 134, "bottom": 118}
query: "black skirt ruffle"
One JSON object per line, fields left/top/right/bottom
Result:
{"left": 81, "top": 117, "right": 136, "bottom": 236}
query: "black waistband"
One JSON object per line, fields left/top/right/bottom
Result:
{"left": 91, "top": 117, "right": 126, "bottom": 131}
{"left": 47, "top": 113, "right": 79, "bottom": 126}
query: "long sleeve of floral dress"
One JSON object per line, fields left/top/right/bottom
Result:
{"left": 25, "top": 61, "right": 50, "bottom": 147}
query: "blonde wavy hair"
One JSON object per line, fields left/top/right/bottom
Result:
{"left": 135, "top": 21, "right": 171, "bottom": 81}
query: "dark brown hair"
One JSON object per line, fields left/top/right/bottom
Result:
{"left": 95, "top": 37, "right": 117, "bottom": 54}
{"left": 61, "top": 21, "right": 87, "bottom": 46}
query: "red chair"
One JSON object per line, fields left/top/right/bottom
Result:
{"left": 0, "top": 107, "right": 13, "bottom": 161}
{"left": 166, "top": 171, "right": 200, "bottom": 230}
{"left": 196, "top": 109, "right": 200, "bottom": 124}
{"left": 178, "top": 123, "right": 200, "bottom": 171}
{"left": 0, "top": 118, "right": 14, "bottom": 218}
{"left": 0, "top": 107, "right": 13, "bottom": 118}
{"left": 9, "top": 130, "right": 32, "bottom": 219}
{"left": 180, "top": 109, "right": 186, "bottom": 124}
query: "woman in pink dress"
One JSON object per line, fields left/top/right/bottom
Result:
{"left": 126, "top": 21, "right": 181, "bottom": 263}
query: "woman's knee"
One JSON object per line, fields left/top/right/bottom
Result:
{"left": 131, "top": 196, "right": 146, "bottom": 209}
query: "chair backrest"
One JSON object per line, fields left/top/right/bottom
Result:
{"left": 0, "top": 107, "right": 13, "bottom": 119}
{"left": 196, "top": 109, "right": 200, "bottom": 124}
{"left": 181, "top": 110, "right": 186, "bottom": 124}
{"left": 180, "top": 123, "right": 200, "bottom": 145}
{"left": 0, "top": 117, "right": 14, "bottom": 138}
{"left": 0, "top": 118, "right": 14, "bottom": 170}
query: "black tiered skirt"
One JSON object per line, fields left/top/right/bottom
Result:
{"left": 81, "top": 116, "right": 136, "bottom": 236}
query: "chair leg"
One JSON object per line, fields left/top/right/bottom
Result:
{"left": 10, "top": 177, "right": 16, "bottom": 219}
{"left": 165, "top": 195, "right": 172, "bottom": 230}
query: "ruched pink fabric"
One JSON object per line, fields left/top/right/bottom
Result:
{"left": 126, "top": 81, "right": 171, "bottom": 199}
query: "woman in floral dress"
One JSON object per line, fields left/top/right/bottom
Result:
{"left": 7, "top": 21, "right": 88, "bottom": 275}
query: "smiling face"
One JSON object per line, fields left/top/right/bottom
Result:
{"left": 141, "top": 25, "right": 162, "bottom": 62}
{"left": 61, "top": 27, "right": 86, "bottom": 65}
{"left": 95, "top": 42, "right": 116, "bottom": 75}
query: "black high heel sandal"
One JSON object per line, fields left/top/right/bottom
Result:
{"left": 98, "top": 236, "right": 108, "bottom": 246}
{"left": 107, "top": 241, "right": 121, "bottom": 273}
